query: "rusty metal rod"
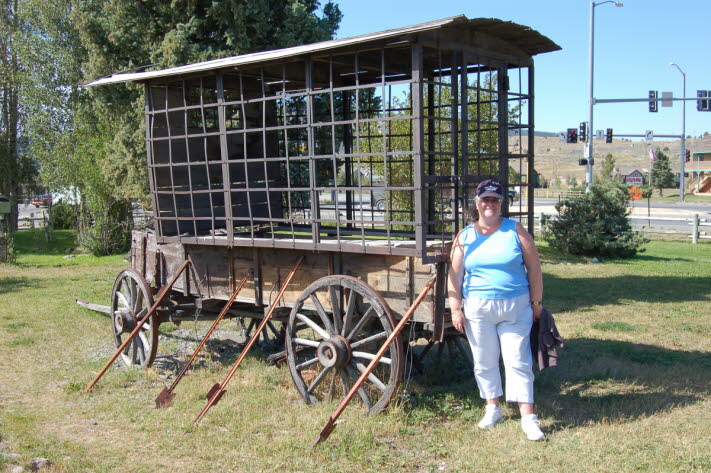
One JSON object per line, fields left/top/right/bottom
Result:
{"left": 312, "top": 274, "right": 437, "bottom": 446}
{"left": 193, "top": 256, "right": 304, "bottom": 424}
{"left": 85, "top": 260, "right": 191, "bottom": 392}
{"left": 155, "top": 273, "right": 250, "bottom": 407}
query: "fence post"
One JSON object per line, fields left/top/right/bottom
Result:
{"left": 692, "top": 214, "right": 699, "bottom": 244}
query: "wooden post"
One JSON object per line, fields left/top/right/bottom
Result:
{"left": 693, "top": 213, "right": 699, "bottom": 244}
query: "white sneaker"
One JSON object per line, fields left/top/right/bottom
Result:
{"left": 477, "top": 405, "right": 504, "bottom": 430}
{"left": 521, "top": 414, "right": 545, "bottom": 441}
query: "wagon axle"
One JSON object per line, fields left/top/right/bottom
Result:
{"left": 317, "top": 335, "right": 352, "bottom": 369}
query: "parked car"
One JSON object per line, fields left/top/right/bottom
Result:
{"left": 31, "top": 194, "right": 52, "bottom": 207}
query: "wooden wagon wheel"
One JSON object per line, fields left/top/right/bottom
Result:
{"left": 285, "top": 275, "right": 404, "bottom": 415}
{"left": 110, "top": 269, "right": 159, "bottom": 368}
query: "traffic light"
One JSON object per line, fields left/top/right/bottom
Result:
{"left": 649, "top": 90, "right": 658, "bottom": 112}
{"left": 686, "top": 150, "right": 691, "bottom": 162}
{"left": 566, "top": 128, "right": 578, "bottom": 143}
{"left": 579, "top": 122, "right": 587, "bottom": 142}
{"left": 606, "top": 128, "right": 613, "bottom": 143}
{"left": 698, "top": 90, "right": 710, "bottom": 111}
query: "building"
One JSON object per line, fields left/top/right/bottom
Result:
{"left": 687, "top": 151, "right": 711, "bottom": 194}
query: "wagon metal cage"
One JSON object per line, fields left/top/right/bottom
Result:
{"left": 92, "top": 15, "right": 559, "bottom": 264}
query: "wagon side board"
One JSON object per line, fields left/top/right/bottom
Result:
{"left": 133, "top": 231, "right": 448, "bottom": 325}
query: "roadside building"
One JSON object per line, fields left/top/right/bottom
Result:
{"left": 688, "top": 151, "right": 711, "bottom": 194}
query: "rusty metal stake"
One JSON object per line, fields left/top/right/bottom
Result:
{"left": 155, "top": 273, "right": 250, "bottom": 407}
{"left": 193, "top": 256, "right": 304, "bottom": 424}
{"left": 85, "top": 260, "right": 191, "bottom": 393}
{"left": 312, "top": 274, "right": 437, "bottom": 446}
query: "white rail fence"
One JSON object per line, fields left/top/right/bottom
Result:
{"left": 535, "top": 213, "right": 711, "bottom": 243}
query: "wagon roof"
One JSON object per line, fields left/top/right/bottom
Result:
{"left": 86, "top": 15, "right": 560, "bottom": 87}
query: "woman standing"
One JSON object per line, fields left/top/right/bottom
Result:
{"left": 447, "top": 179, "right": 545, "bottom": 441}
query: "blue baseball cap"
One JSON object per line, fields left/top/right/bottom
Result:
{"left": 476, "top": 179, "right": 503, "bottom": 200}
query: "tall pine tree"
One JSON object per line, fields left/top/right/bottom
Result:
{"left": 651, "top": 147, "right": 674, "bottom": 196}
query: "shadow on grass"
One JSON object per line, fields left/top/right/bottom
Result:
{"left": 536, "top": 337, "right": 711, "bottom": 429}
{"left": 400, "top": 336, "right": 710, "bottom": 429}
{"left": 0, "top": 277, "right": 35, "bottom": 295}
{"left": 544, "top": 274, "right": 711, "bottom": 311}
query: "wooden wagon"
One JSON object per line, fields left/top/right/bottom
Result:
{"left": 85, "top": 15, "right": 559, "bottom": 415}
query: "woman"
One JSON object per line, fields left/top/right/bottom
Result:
{"left": 447, "top": 179, "right": 545, "bottom": 441}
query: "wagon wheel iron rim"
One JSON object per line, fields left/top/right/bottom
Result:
{"left": 110, "top": 269, "right": 159, "bottom": 368}
{"left": 285, "top": 275, "right": 403, "bottom": 415}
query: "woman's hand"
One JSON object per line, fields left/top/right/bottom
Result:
{"left": 451, "top": 308, "right": 465, "bottom": 333}
{"left": 533, "top": 304, "right": 542, "bottom": 321}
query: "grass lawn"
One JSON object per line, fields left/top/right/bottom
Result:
{"left": 1, "top": 230, "right": 710, "bottom": 472}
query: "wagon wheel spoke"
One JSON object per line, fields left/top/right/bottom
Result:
{"left": 343, "top": 364, "right": 372, "bottom": 410}
{"left": 326, "top": 371, "right": 336, "bottom": 402}
{"left": 295, "top": 355, "right": 319, "bottom": 371}
{"left": 295, "top": 313, "right": 329, "bottom": 340}
{"left": 353, "top": 361, "right": 387, "bottom": 391}
{"left": 341, "top": 289, "right": 357, "bottom": 337}
{"left": 328, "top": 285, "right": 342, "bottom": 334}
{"left": 345, "top": 306, "right": 374, "bottom": 342}
{"left": 350, "top": 331, "right": 387, "bottom": 349}
{"left": 307, "top": 365, "right": 333, "bottom": 394}
{"left": 116, "top": 290, "right": 130, "bottom": 310}
{"left": 352, "top": 351, "right": 392, "bottom": 365}
{"left": 309, "top": 294, "right": 336, "bottom": 335}
{"left": 293, "top": 337, "right": 320, "bottom": 348}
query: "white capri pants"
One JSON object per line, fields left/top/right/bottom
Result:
{"left": 463, "top": 292, "right": 534, "bottom": 404}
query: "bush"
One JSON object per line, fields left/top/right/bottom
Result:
{"left": 50, "top": 200, "right": 79, "bottom": 230}
{"left": 543, "top": 183, "right": 648, "bottom": 258}
{"left": 78, "top": 201, "right": 132, "bottom": 256}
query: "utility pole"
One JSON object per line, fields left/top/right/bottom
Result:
{"left": 670, "top": 63, "right": 686, "bottom": 201}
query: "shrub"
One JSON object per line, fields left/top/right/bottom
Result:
{"left": 50, "top": 200, "right": 79, "bottom": 230}
{"left": 543, "top": 183, "right": 648, "bottom": 258}
{"left": 78, "top": 201, "right": 132, "bottom": 256}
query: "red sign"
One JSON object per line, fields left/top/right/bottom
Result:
{"left": 625, "top": 176, "right": 644, "bottom": 185}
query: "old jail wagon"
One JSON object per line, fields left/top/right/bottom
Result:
{"left": 84, "top": 15, "right": 559, "bottom": 415}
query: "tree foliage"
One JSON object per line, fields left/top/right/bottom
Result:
{"left": 651, "top": 147, "right": 674, "bottom": 196}
{"left": 599, "top": 153, "right": 618, "bottom": 183}
{"left": 543, "top": 183, "right": 648, "bottom": 258}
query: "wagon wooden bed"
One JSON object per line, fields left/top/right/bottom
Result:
{"left": 84, "top": 15, "right": 559, "bottom": 415}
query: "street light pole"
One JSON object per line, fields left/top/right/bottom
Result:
{"left": 587, "top": 1, "right": 623, "bottom": 192}
{"left": 670, "top": 62, "right": 686, "bottom": 201}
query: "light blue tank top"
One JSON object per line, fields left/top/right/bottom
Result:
{"left": 460, "top": 218, "right": 529, "bottom": 299}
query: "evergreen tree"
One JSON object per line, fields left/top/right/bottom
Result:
{"left": 599, "top": 153, "right": 618, "bottom": 183}
{"left": 651, "top": 147, "right": 674, "bottom": 196}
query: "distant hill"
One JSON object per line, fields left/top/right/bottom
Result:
{"left": 510, "top": 133, "right": 711, "bottom": 183}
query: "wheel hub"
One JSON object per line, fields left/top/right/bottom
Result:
{"left": 317, "top": 335, "right": 351, "bottom": 369}
{"left": 114, "top": 310, "right": 136, "bottom": 334}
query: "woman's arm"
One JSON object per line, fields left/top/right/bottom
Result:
{"left": 448, "top": 232, "right": 466, "bottom": 333}
{"left": 516, "top": 222, "right": 543, "bottom": 320}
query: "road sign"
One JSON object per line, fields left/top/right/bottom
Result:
{"left": 584, "top": 143, "right": 591, "bottom": 158}
{"left": 559, "top": 132, "right": 566, "bottom": 142}
{"left": 596, "top": 129, "right": 604, "bottom": 141}
{"left": 662, "top": 92, "right": 673, "bottom": 107}
{"left": 645, "top": 130, "right": 654, "bottom": 141}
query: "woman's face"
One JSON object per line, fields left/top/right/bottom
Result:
{"left": 476, "top": 196, "right": 501, "bottom": 219}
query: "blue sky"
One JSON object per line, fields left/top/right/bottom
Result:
{"left": 335, "top": 0, "right": 710, "bottom": 141}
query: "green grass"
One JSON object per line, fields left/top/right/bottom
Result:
{"left": 1, "top": 233, "right": 710, "bottom": 472}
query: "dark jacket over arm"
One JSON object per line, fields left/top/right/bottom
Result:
{"left": 530, "top": 307, "right": 564, "bottom": 371}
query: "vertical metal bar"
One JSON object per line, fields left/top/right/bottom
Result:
{"left": 167, "top": 83, "right": 179, "bottom": 240}
{"left": 460, "top": 53, "right": 469, "bottom": 227}
{"left": 305, "top": 59, "right": 320, "bottom": 248}
{"left": 328, "top": 56, "right": 342, "bottom": 251}
{"left": 144, "top": 86, "right": 159, "bottom": 238}
{"left": 497, "top": 65, "right": 509, "bottom": 217}
{"left": 260, "top": 68, "right": 275, "bottom": 239}
{"left": 411, "top": 44, "right": 426, "bottom": 259}
{"left": 281, "top": 65, "right": 295, "bottom": 245}
{"left": 527, "top": 65, "right": 536, "bottom": 235}
{"left": 381, "top": 48, "right": 391, "bottom": 250}
{"left": 217, "top": 73, "right": 234, "bottom": 241}
{"left": 354, "top": 52, "right": 365, "bottom": 251}
{"left": 183, "top": 80, "right": 197, "bottom": 237}
{"left": 450, "top": 50, "right": 459, "bottom": 237}
{"left": 427, "top": 72, "right": 435, "bottom": 237}
{"left": 200, "top": 81, "right": 216, "bottom": 245}
{"left": 238, "top": 72, "right": 255, "bottom": 244}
